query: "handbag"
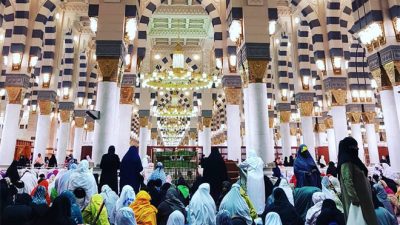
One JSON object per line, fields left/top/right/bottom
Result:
{"left": 346, "top": 203, "right": 367, "bottom": 225}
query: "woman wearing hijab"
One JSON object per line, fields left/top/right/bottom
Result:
{"left": 305, "top": 192, "right": 326, "bottom": 225}
{"left": 100, "top": 145, "right": 121, "bottom": 193}
{"left": 5, "top": 160, "right": 20, "bottom": 185}
{"left": 100, "top": 184, "right": 119, "bottom": 220}
{"left": 321, "top": 176, "right": 343, "bottom": 212}
{"left": 56, "top": 163, "right": 77, "bottom": 194}
{"left": 167, "top": 210, "right": 185, "bottom": 225}
{"left": 45, "top": 195, "right": 75, "bottom": 225}
{"left": 147, "top": 179, "right": 162, "bottom": 207}
{"left": 20, "top": 169, "right": 38, "bottom": 194}
{"left": 219, "top": 183, "right": 252, "bottom": 225}
{"left": 115, "top": 207, "right": 137, "bottom": 225}
{"left": 294, "top": 144, "right": 321, "bottom": 188}
{"left": 373, "top": 182, "right": 396, "bottom": 217}
{"left": 217, "top": 181, "right": 232, "bottom": 209}
{"left": 239, "top": 149, "right": 265, "bottom": 214}
{"left": 264, "top": 212, "right": 283, "bottom": 225}
{"left": 188, "top": 183, "right": 216, "bottom": 225}
{"left": 68, "top": 160, "right": 98, "bottom": 210}
{"left": 337, "top": 137, "right": 378, "bottom": 225}
{"left": 278, "top": 179, "right": 294, "bottom": 205}
{"left": 157, "top": 188, "right": 187, "bottom": 225}
{"left": 48, "top": 154, "right": 58, "bottom": 167}
{"left": 262, "top": 188, "right": 303, "bottom": 225}
{"left": 111, "top": 185, "right": 136, "bottom": 224}
{"left": 31, "top": 179, "right": 51, "bottom": 205}
{"left": 130, "top": 190, "right": 157, "bottom": 225}
{"left": 120, "top": 146, "right": 143, "bottom": 194}
{"left": 293, "top": 186, "right": 321, "bottom": 220}
{"left": 371, "top": 189, "right": 398, "bottom": 225}
{"left": 326, "top": 162, "right": 338, "bottom": 177}
{"left": 60, "top": 190, "right": 83, "bottom": 225}
{"left": 82, "top": 194, "right": 109, "bottom": 225}
{"left": 31, "top": 186, "right": 50, "bottom": 225}
{"left": 202, "top": 147, "right": 229, "bottom": 201}
{"left": 2, "top": 193, "right": 32, "bottom": 225}
{"left": 315, "top": 199, "right": 345, "bottom": 225}
{"left": 148, "top": 162, "right": 167, "bottom": 184}
{"left": 216, "top": 210, "right": 233, "bottom": 225}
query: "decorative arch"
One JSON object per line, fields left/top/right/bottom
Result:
{"left": 137, "top": 0, "right": 223, "bottom": 60}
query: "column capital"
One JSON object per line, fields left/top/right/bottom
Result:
{"left": 86, "top": 121, "right": 94, "bottom": 131}
{"left": 120, "top": 86, "right": 134, "bottom": 104}
{"left": 330, "top": 89, "right": 347, "bottom": 106}
{"left": 224, "top": 87, "right": 241, "bottom": 105}
{"left": 247, "top": 59, "right": 268, "bottom": 83}
{"left": 279, "top": 111, "right": 291, "bottom": 123}
{"left": 139, "top": 116, "right": 149, "bottom": 128}
{"left": 189, "top": 131, "right": 197, "bottom": 140}
{"left": 347, "top": 111, "right": 362, "bottom": 124}
{"left": 314, "top": 123, "right": 326, "bottom": 133}
{"left": 324, "top": 117, "right": 334, "bottom": 129}
{"left": 38, "top": 100, "right": 53, "bottom": 115}
{"left": 394, "top": 61, "right": 400, "bottom": 86}
{"left": 289, "top": 127, "right": 297, "bottom": 136}
{"left": 383, "top": 62, "right": 396, "bottom": 88}
{"left": 97, "top": 56, "right": 121, "bottom": 82}
{"left": 5, "top": 87, "right": 24, "bottom": 104}
{"left": 299, "top": 101, "right": 313, "bottom": 117}
{"left": 59, "top": 110, "right": 72, "bottom": 123}
{"left": 150, "top": 131, "right": 158, "bottom": 139}
{"left": 74, "top": 117, "right": 85, "bottom": 128}
{"left": 202, "top": 117, "right": 212, "bottom": 128}
{"left": 363, "top": 111, "right": 376, "bottom": 124}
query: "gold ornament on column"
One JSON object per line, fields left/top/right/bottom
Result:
{"left": 6, "top": 87, "right": 23, "bottom": 104}
{"left": 279, "top": 111, "right": 291, "bottom": 123}
{"left": 224, "top": 88, "right": 241, "bottom": 105}
{"left": 375, "top": 122, "right": 380, "bottom": 133}
{"left": 362, "top": 111, "right": 376, "bottom": 124}
{"left": 314, "top": 123, "right": 326, "bottom": 133}
{"left": 203, "top": 117, "right": 212, "bottom": 128}
{"left": 371, "top": 69, "right": 382, "bottom": 89}
{"left": 151, "top": 131, "right": 158, "bottom": 139}
{"left": 269, "top": 117, "right": 274, "bottom": 128}
{"left": 290, "top": 127, "right": 297, "bottom": 136}
{"left": 86, "top": 121, "right": 95, "bottom": 131}
{"left": 97, "top": 57, "right": 121, "bottom": 82}
{"left": 330, "top": 89, "right": 347, "bottom": 106}
{"left": 189, "top": 131, "right": 196, "bottom": 140}
{"left": 59, "top": 110, "right": 71, "bottom": 123}
{"left": 139, "top": 116, "right": 149, "bottom": 128}
{"left": 395, "top": 61, "right": 400, "bottom": 86}
{"left": 299, "top": 101, "right": 313, "bottom": 117}
{"left": 247, "top": 59, "right": 268, "bottom": 83}
{"left": 120, "top": 87, "right": 134, "bottom": 104}
{"left": 383, "top": 62, "right": 396, "bottom": 87}
{"left": 347, "top": 111, "right": 362, "bottom": 124}
{"left": 38, "top": 100, "right": 53, "bottom": 115}
{"left": 324, "top": 117, "right": 334, "bottom": 129}
{"left": 75, "top": 117, "right": 85, "bottom": 128}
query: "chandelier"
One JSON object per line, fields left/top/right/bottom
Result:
{"left": 154, "top": 106, "right": 198, "bottom": 118}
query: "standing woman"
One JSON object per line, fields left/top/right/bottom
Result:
{"left": 120, "top": 146, "right": 143, "bottom": 194}
{"left": 202, "top": 147, "right": 229, "bottom": 201}
{"left": 100, "top": 145, "right": 121, "bottom": 193}
{"left": 294, "top": 145, "right": 321, "bottom": 188}
{"left": 337, "top": 137, "right": 378, "bottom": 225}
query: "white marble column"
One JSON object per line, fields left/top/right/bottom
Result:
{"left": 301, "top": 116, "right": 316, "bottom": 159}
{"left": 32, "top": 101, "right": 53, "bottom": 164}
{"left": 331, "top": 106, "right": 348, "bottom": 149}
{"left": 380, "top": 90, "right": 400, "bottom": 171}
{"left": 56, "top": 120, "right": 71, "bottom": 165}
{"left": 365, "top": 123, "right": 379, "bottom": 165}
{"left": 350, "top": 123, "right": 365, "bottom": 162}
{"left": 325, "top": 117, "right": 337, "bottom": 162}
{"left": 116, "top": 103, "right": 133, "bottom": 158}
{"left": 0, "top": 103, "right": 22, "bottom": 165}
{"left": 393, "top": 85, "right": 400, "bottom": 128}
{"left": 72, "top": 117, "right": 85, "bottom": 161}
{"left": 243, "top": 87, "right": 251, "bottom": 151}
{"left": 93, "top": 81, "right": 118, "bottom": 164}
{"left": 203, "top": 127, "right": 211, "bottom": 157}
{"left": 198, "top": 130, "right": 204, "bottom": 148}
{"left": 279, "top": 113, "right": 291, "bottom": 158}
{"left": 138, "top": 117, "right": 149, "bottom": 158}
{"left": 226, "top": 104, "right": 241, "bottom": 162}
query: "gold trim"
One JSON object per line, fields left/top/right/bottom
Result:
{"left": 59, "top": 110, "right": 71, "bottom": 123}
{"left": 6, "top": 87, "right": 23, "bottom": 104}
{"left": 86, "top": 121, "right": 94, "bottom": 131}
{"left": 120, "top": 87, "right": 134, "bottom": 104}
{"left": 324, "top": 117, "right": 333, "bottom": 129}
{"left": 38, "top": 100, "right": 53, "bottom": 115}
{"left": 203, "top": 117, "right": 212, "bottom": 128}
{"left": 247, "top": 59, "right": 268, "bottom": 83}
{"left": 347, "top": 111, "right": 362, "bottom": 124}
{"left": 97, "top": 57, "right": 121, "bottom": 82}
{"left": 224, "top": 87, "right": 241, "bottom": 105}
{"left": 299, "top": 101, "right": 313, "bottom": 117}
{"left": 280, "top": 111, "right": 291, "bottom": 123}
{"left": 331, "top": 89, "right": 347, "bottom": 106}
{"left": 75, "top": 117, "right": 85, "bottom": 128}
{"left": 363, "top": 111, "right": 376, "bottom": 124}
{"left": 139, "top": 116, "right": 149, "bottom": 128}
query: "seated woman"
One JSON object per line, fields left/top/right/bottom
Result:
{"left": 157, "top": 188, "right": 187, "bottom": 225}
{"left": 219, "top": 183, "right": 252, "bottom": 225}
{"left": 188, "top": 183, "right": 216, "bottom": 225}
{"left": 315, "top": 199, "right": 345, "bottom": 225}
{"left": 82, "top": 194, "right": 109, "bottom": 225}
{"left": 321, "top": 176, "right": 344, "bottom": 212}
{"left": 130, "top": 190, "right": 157, "bottom": 225}
{"left": 115, "top": 207, "right": 137, "bottom": 225}
{"left": 305, "top": 192, "right": 326, "bottom": 225}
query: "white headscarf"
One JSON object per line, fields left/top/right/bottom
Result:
{"left": 382, "top": 163, "right": 399, "bottom": 181}
{"left": 305, "top": 192, "right": 326, "bottom": 225}
{"left": 265, "top": 212, "right": 283, "bottom": 225}
{"left": 219, "top": 183, "right": 252, "bottom": 225}
{"left": 189, "top": 183, "right": 216, "bottom": 225}
{"left": 167, "top": 210, "right": 185, "bottom": 225}
{"left": 278, "top": 179, "right": 294, "bottom": 206}
{"left": 68, "top": 160, "right": 98, "bottom": 209}
{"left": 100, "top": 185, "right": 119, "bottom": 218}
{"left": 115, "top": 207, "right": 137, "bottom": 225}
{"left": 328, "top": 176, "right": 341, "bottom": 194}
{"left": 20, "top": 170, "right": 37, "bottom": 194}
{"left": 111, "top": 185, "right": 136, "bottom": 224}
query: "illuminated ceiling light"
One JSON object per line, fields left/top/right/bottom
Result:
{"left": 125, "top": 17, "right": 137, "bottom": 41}
{"left": 55, "top": 13, "right": 60, "bottom": 20}
{"left": 302, "top": 75, "right": 310, "bottom": 90}
{"left": 229, "top": 20, "right": 242, "bottom": 43}
{"left": 93, "top": 54, "right": 97, "bottom": 60}
{"left": 11, "top": 53, "right": 22, "bottom": 70}
{"left": 351, "top": 89, "right": 359, "bottom": 102}
{"left": 288, "top": 42, "right": 291, "bottom": 47}
{"left": 184, "top": 91, "right": 190, "bottom": 96}
{"left": 281, "top": 88, "right": 288, "bottom": 101}
{"left": 73, "top": 36, "right": 78, "bottom": 42}
{"left": 88, "top": 98, "right": 93, "bottom": 105}
{"left": 318, "top": 100, "right": 323, "bottom": 107}
{"left": 31, "top": 104, "right": 37, "bottom": 113}
{"left": 294, "top": 17, "right": 300, "bottom": 24}
{"left": 89, "top": 17, "right": 98, "bottom": 33}
{"left": 358, "top": 22, "right": 383, "bottom": 45}
{"left": 125, "top": 54, "right": 131, "bottom": 65}
{"left": 0, "top": 33, "right": 4, "bottom": 41}
{"left": 229, "top": 55, "right": 237, "bottom": 67}
{"left": 275, "top": 39, "right": 280, "bottom": 44}
{"left": 315, "top": 59, "right": 325, "bottom": 71}
{"left": 312, "top": 77, "right": 317, "bottom": 86}
{"left": 29, "top": 56, "right": 38, "bottom": 68}
{"left": 3, "top": 56, "right": 8, "bottom": 66}
{"left": 63, "top": 87, "right": 69, "bottom": 99}
{"left": 193, "top": 54, "right": 200, "bottom": 60}
{"left": 35, "top": 76, "right": 40, "bottom": 84}
{"left": 42, "top": 73, "right": 50, "bottom": 88}
{"left": 154, "top": 54, "right": 161, "bottom": 60}
{"left": 172, "top": 43, "right": 185, "bottom": 69}
{"left": 0, "top": 89, "right": 6, "bottom": 96}
{"left": 269, "top": 20, "right": 277, "bottom": 35}
{"left": 333, "top": 57, "right": 341, "bottom": 69}
{"left": 78, "top": 97, "right": 84, "bottom": 106}
{"left": 152, "top": 71, "right": 158, "bottom": 78}
{"left": 216, "top": 58, "right": 223, "bottom": 69}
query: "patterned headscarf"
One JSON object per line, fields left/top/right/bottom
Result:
{"left": 32, "top": 185, "right": 47, "bottom": 205}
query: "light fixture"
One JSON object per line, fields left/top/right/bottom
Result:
{"left": 288, "top": 42, "right": 291, "bottom": 47}
{"left": 0, "top": 89, "right": 6, "bottom": 96}
{"left": 359, "top": 89, "right": 366, "bottom": 102}
{"left": 315, "top": 59, "right": 326, "bottom": 72}
{"left": 294, "top": 17, "right": 300, "bottom": 24}
{"left": 358, "top": 22, "right": 385, "bottom": 51}
{"left": 332, "top": 57, "right": 342, "bottom": 74}
{"left": 184, "top": 91, "right": 190, "bottom": 96}
{"left": 275, "top": 39, "right": 280, "bottom": 44}
{"left": 125, "top": 54, "right": 131, "bottom": 66}
{"left": 267, "top": 98, "right": 272, "bottom": 109}
{"left": 281, "top": 88, "right": 288, "bottom": 101}
{"left": 11, "top": 53, "right": 22, "bottom": 70}
{"left": 154, "top": 54, "right": 161, "bottom": 60}
{"left": 228, "top": 55, "right": 237, "bottom": 72}
{"left": 125, "top": 17, "right": 137, "bottom": 41}
{"left": 302, "top": 75, "right": 310, "bottom": 90}
{"left": 371, "top": 79, "right": 378, "bottom": 89}
{"left": 35, "top": 76, "right": 40, "bottom": 84}
{"left": 78, "top": 97, "right": 84, "bottom": 106}
{"left": 28, "top": 56, "right": 39, "bottom": 72}
{"left": 90, "top": 17, "right": 98, "bottom": 33}
{"left": 172, "top": 43, "right": 185, "bottom": 69}
{"left": 216, "top": 58, "right": 223, "bottom": 69}
{"left": 56, "top": 89, "right": 61, "bottom": 97}
{"left": 193, "top": 54, "right": 200, "bottom": 60}
{"left": 366, "top": 90, "right": 373, "bottom": 102}
{"left": 351, "top": 89, "right": 359, "bottom": 102}
{"left": 393, "top": 17, "right": 400, "bottom": 41}
{"left": 318, "top": 100, "right": 323, "bottom": 107}
{"left": 31, "top": 104, "right": 37, "bottom": 113}
{"left": 2, "top": 56, "right": 7, "bottom": 66}
{"left": 0, "top": 33, "right": 4, "bottom": 41}
{"left": 269, "top": 21, "right": 277, "bottom": 35}
{"left": 42, "top": 73, "right": 50, "bottom": 88}
{"left": 22, "top": 98, "right": 28, "bottom": 106}
{"left": 63, "top": 87, "right": 69, "bottom": 99}
{"left": 229, "top": 20, "right": 242, "bottom": 43}
{"left": 73, "top": 36, "right": 78, "bottom": 42}
{"left": 55, "top": 13, "right": 60, "bottom": 20}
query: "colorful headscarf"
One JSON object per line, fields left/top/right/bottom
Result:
{"left": 32, "top": 185, "right": 47, "bottom": 205}
{"left": 111, "top": 185, "right": 136, "bottom": 224}
{"left": 130, "top": 191, "right": 157, "bottom": 225}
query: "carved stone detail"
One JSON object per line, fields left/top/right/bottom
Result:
{"left": 75, "top": 117, "right": 85, "bottom": 128}
{"left": 280, "top": 111, "right": 291, "bottom": 123}
{"left": 203, "top": 117, "right": 212, "bottom": 128}
{"left": 290, "top": 127, "right": 297, "bottom": 136}
{"left": 247, "top": 59, "right": 268, "bottom": 83}
{"left": 363, "top": 111, "right": 376, "bottom": 124}
{"left": 383, "top": 62, "right": 395, "bottom": 87}
{"left": 97, "top": 57, "right": 121, "bottom": 82}
{"left": 371, "top": 69, "right": 382, "bottom": 89}
{"left": 347, "top": 111, "right": 362, "bottom": 124}
{"left": 189, "top": 131, "right": 197, "bottom": 140}
{"left": 299, "top": 101, "right": 313, "bottom": 117}
{"left": 151, "top": 131, "right": 158, "bottom": 139}
{"left": 59, "top": 110, "right": 71, "bottom": 123}
{"left": 269, "top": 117, "right": 274, "bottom": 128}
{"left": 6, "top": 87, "right": 23, "bottom": 104}
{"left": 224, "top": 88, "right": 241, "bottom": 105}
{"left": 139, "top": 116, "right": 149, "bottom": 127}
{"left": 86, "top": 121, "right": 94, "bottom": 131}
{"left": 314, "top": 123, "right": 326, "bottom": 133}
{"left": 330, "top": 89, "right": 347, "bottom": 106}
{"left": 324, "top": 117, "right": 333, "bottom": 129}
{"left": 120, "top": 87, "right": 134, "bottom": 104}
{"left": 38, "top": 100, "right": 53, "bottom": 115}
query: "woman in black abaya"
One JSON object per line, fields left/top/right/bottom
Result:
{"left": 119, "top": 146, "right": 143, "bottom": 193}
{"left": 99, "top": 145, "right": 120, "bottom": 193}
{"left": 202, "top": 147, "right": 228, "bottom": 201}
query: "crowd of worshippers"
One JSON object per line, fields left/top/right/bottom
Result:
{"left": 1, "top": 137, "right": 400, "bottom": 225}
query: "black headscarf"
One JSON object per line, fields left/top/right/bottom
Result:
{"left": 315, "top": 199, "right": 345, "bottom": 225}
{"left": 6, "top": 160, "right": 20, "bottom": 185}
{"left": 46, "top": 195, "right": 74, "bottom": 225}
{"left": 326, "top": 162, "right": 337, "bottom": 177}
{"left": 16, "top": 193, "right": 32, "bottom": 205}
{"left": 164, "top": 188, "right": 185, "bottom": 212}
{"left": 119, "top": 146, "right": 143, "bottom": 193}
{"left": 337, "top": 137, "right": 368, "bottom": 179}
{"left": 202, "top": 147, "right": 228, "bottom": 201}
{"left": 99, "top": 145, "right": 120, "bottom": 193}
